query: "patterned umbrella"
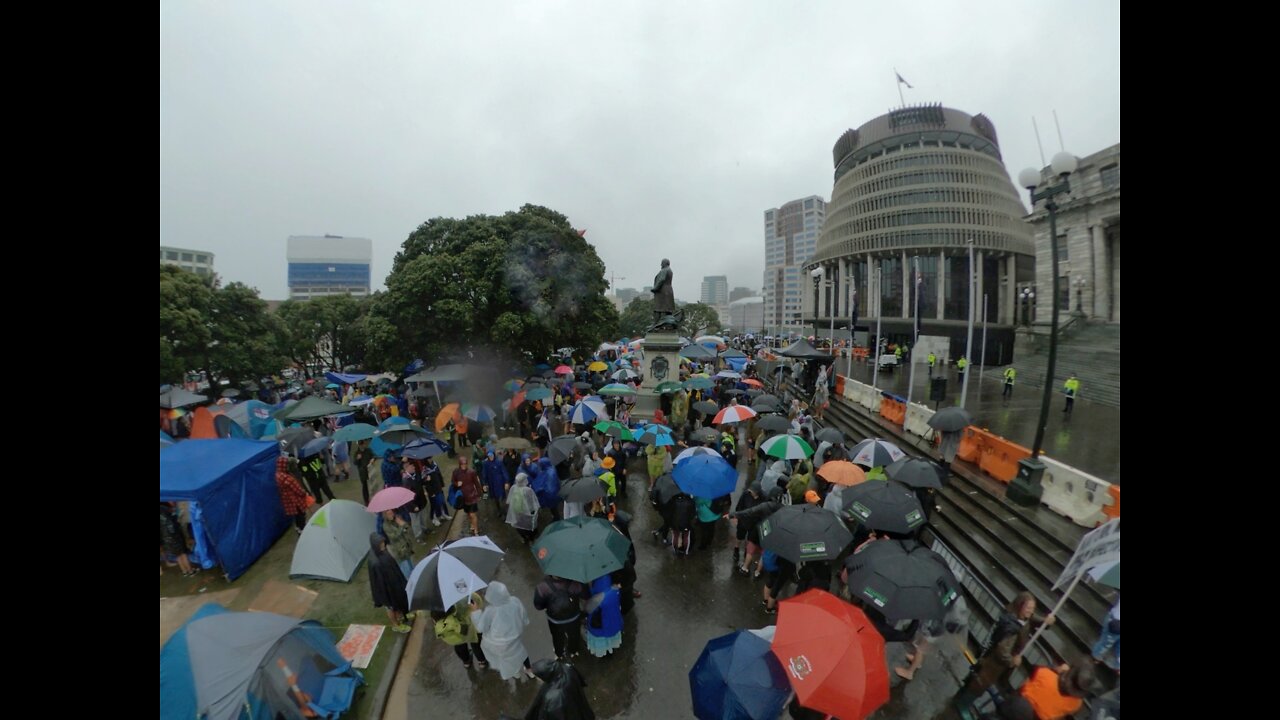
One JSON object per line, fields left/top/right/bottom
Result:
{"left": 593, "top": 420, "right": 635, "bottom": 442}
{"left": 840, "top": 481, "right": 926, "bottom": 535}
{"left": 567, "top": 401, "right": 601, "bottom": 425}
{"left": 762, "top": 434, "right": 814, "bottom": 460}
{"left": 713, "top": 405, "right": 758, "bottom": 425}
{"left": 598, "top": 383, "right": 637, "bottom": 396}
{"left": 407, "top": 536, "right": 505, "bottom": 612}
{"left": 637, "top": 424, "right": 676, "bottom": 447}
{"left": 848, "top": 438, "right": 906, "bottom": 468}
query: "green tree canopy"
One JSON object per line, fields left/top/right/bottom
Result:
{"left": 159, "top": 265, "right": 289, "bottom": 387}
{"left": 618, "top": 297, "right": 654, "bottom": 338}
{"left": 276, "top": 294, "right": 372, "bottom": 372}
{"left": 680, "top": 302, "right": 722, "bottom": 338}
{"left": 366, "top": 205, "right": 619, "bottom": 368}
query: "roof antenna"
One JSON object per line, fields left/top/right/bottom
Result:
{"left": 1053, "top": 109, "right": 1066, "bottom": 153}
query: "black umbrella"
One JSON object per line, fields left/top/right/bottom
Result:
{"left": 276, "top": 427, "right": 315, "bottom": 454}
{"left": 751, "top": 400, "right": 781, "bottom": 414}
{"left": 378, "top": 425, "right": 431, "bottom": 446}
{"left": 843, "top": 539, "right": 960, "bottom": 622}
{"left": 927, "top": 406, "right": 974, "bottom": 433}
{"left": 755, "top": 415, "right": 791, "bottom": 432}
{"left": 722, "top": 388, "right": 746, "bottom": 397}
{"left": 815, "top": 428, "right": 844, "bottom": 444}
{"left": 759, "top": 504, "right": 853, "bottom": 564}
{"left": 692, "top": 401, "right": 719, "bottom": 415}
{"left": 298, "top": 436, "right": 333, "bottom": 459}
{"left": 840, "top": 481, "right": 926, "bottom": 535}
{"left": 755, "top": 394, "right": 781, "bottom": 406}
{"left": 691, "top": 427, "right": 721, "bottom": 444}
{"left": 885, "top": 458, "right": 946, "bottom": 490}
{"left": 574, "top": 381, "right": 594, "bottom": 391}
{"left": 653, "top": 473, "right": 682, "bottom": 504}
{"left": 548, "top": 435, "right": 581, "bottom": 465}
{"left": 745, "top": 388, "right": 764, "bottom": 398}
{"left": 559, "top": 477, "right": 606, "bottom": 503}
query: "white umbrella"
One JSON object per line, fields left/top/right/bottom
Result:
{"left": 406, "top": 536, "right": 505, "bottom": 612}
{"left": 849, "top": 438, "right": 906, "bottom": 467}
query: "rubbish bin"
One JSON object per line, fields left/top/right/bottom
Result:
{"left": 929, "top": 376, "right": 947, "bottom": 402}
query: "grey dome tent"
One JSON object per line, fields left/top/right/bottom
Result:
{"left": 290, "top": 500, "right": 376, "bottom": 582}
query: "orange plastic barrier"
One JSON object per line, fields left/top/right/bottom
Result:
{"left": 880, "top": 397, "right": 905, "bottom": 426}
{"left": 852, "top": 347, "right": 869, "bottom": 361}
{"left": 956, "top": 427, "right": 982, "bottom": 463}
{"left": 976, "top": 430, "right": 1031, "bottom": 484}
{"left": 835, "top": 375, "right": 846, "bottom": 396}
{"left": 1102, "top": 485, "right": 1121, "bottom": 519}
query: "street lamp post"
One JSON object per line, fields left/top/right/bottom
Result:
{"left": 960, "top": 238, "right": 976, "bottom": 409}
{"left": 1019, "top": 286, "right": 1035, "bottom": 326}
{"left": 1010, "top": 152, "right": 1078, "bottom": 506}
{"left": 1074, "top": 276, "right": 1087, "bottom": 315}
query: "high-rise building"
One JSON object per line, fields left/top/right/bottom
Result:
{"left": 729, "top": 286, "right": 754, "bottom": 303}
{"left": 287, "top": 235, "right": 373, "bottom": 301}
{"left": 806, "top": 104, "right": 1034, "bottom": 363}
{"left": 764, "top": 195, "right": 827, "bottom": 333}
{"left": 700, "top": 276, "right": 728, "bottom": 307}
{"left": 160, "top": 246, "right": 215, "bottom": 277}
{"left": 616, "top": 288, "right": 640, "bottom": 306}
{"left": 728, "top": 296, "right": 766, "bottom": 333}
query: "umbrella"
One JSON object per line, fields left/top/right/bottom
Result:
{"left": 503, "top": 379, "right": 525, "bottom": 393}
{"left": 612, "top": 368, "right": 639, "bottom": 381}
{"left": 554, "top": 365, "right": 573, "bottom": 375}
{"left": 713, "top": 406, "right": 758, "bottom": 425}
{"left": 379, "top": 424, "right": 431, "bottom": 446}
{"left": 567, "top": 401, "right": 601, "bottom": 425}
{"left": 673, "top": 452, "right": 739, "bottom": 498}
{"left": 370, "top": 436, "right": 402, "bottom": 458}
{"left": 754, "top": 393, "right": 782, "bottom": 406}
{"left": 742, "top": 378, "right": 764, "bottom": 389}
{"left": 722, "top": 389, "right": 747, "bottom": 397}
{"left": 816, "top": 460, "right": 867, "bottom": 487}
{"left": 761, "top": 434, "right": 813, "bottom": 460}
{"left": 690, "top": 630, "right": 791, "bottom": 720}
{"left": 719, "top": 348, "right": 748, "bottom": 358}
{"left": 598, "top": 383, "right": 636, "bottom": 397}
{"left": 685, "top": 377, "right": 715, "bottom": 391}
{"left": 348, "top": 396, "right": 374, "bottom": 407}
{"left": 654, "top": 381, "right": 683, "bottom": 394}
{"left": 653, "top": 473, "right": 683, "bottom": 504}
{"left": 461, "top": 404, "right": 496, "bottom": 423}
{"left": 559, "top": 477, "right": 606, "bottom": 503}
{"left": 401, "top": 437, "right": 450, "bottom": 460}
{"left": 434, "top": 403, "right": 462, "bottom": 431}
{"left": 525, "top": 387, "right": 554, "bottom": 402}
{"left": 689, "top": 428, "right": 721, "bottom": 445}
{"left": 745, "top": 389, "right": 764, "bottom": 399}
{"left": 751, "top": 399, "right": 781, "bottom": 413}
{"left": 324, "top": 383, "right": 341, "bottom": 390}
{"left": 548, "top": 434, "right": 583, "bottom": 465}
{"left": 299, "top": 436, "right": 333, "bottom": 459}
{"left": 407, "top": 536, "right": 506, "bottom": 612}
{"left": 815, "top": 428, "right": 845, "bottom": 445}
{"left": 594, "top": 421, "right": 635, "bottom": 442}
{"left": 843, "top": 539, "right": 960, "bottom": 622}
{"left": 494, "top": 436, "right": 533, "bottom": 450}
{"left": 675, "top": 446, "right": 721, "bottom": 464}
{"left": 927, "top": 406, "right": 974, "bottom": 433}
{"left": 759, "top": 504, "right": 853, "bottom": 563}
{"left": 333, "top": 423, "right": 377, "bottom": 444}
{"left": 636, "top": 424, "right": 676, "bottom": 447}
{"left": 159, "top": 386, "right": 207, "bottom": 409}
{"left": 573, "top": 381, "right": 594, "bottom": 391}
{"left": 885, "top": 457, "right": 946, "bottom": 490}
{"left": 848, "top": 438, "right": 906, "bottom": 468}
{"left": 531, "top": 515, "right": 632, "bottom": 583}
{"left": 577, "top": 395, "right": 607, "bottom": 415}
{"left": 587, "top": 361, "right": 609, "bottom": 372}
{"left": 367, "top": 486, "right": 415, "bottom": 513}
{"left": 714, "top": 370, "right": 742, "bottom": 380}
{"left": 840, "top": 481, "right": 926, "bottom": 535}
{"left": 692, "top": 400, "right": 720, "bottom": 415}
{"left": 771, "top": 590, "right": 890, "bottom": 720}
{"left": 276, "top": 427, "right": 316, "bottom": 453}
{"left": 755, "top": 415, "right": 792, "bottom": 432}
{"left": 220, "top": 388, "right": 241, "bottom": 398}
{"left": 695, "top": 335, "right": 726, "bottom": 347}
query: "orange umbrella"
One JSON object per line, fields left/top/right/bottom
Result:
{"left": 742, "top": 378, "right": 764, "bottom": 388}
{"left": 817, "top": 460, "right": 867, "bottom": 487}
{"left": 434, "top": 403, "right": 461, "bottom": 432}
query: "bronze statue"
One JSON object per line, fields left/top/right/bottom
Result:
{"left": 651, "top": 259, "right": 675, "bottom": 321}
{"left": 646, "top": 308, "right": 684, "bottom": 334}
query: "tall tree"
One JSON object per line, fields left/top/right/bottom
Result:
{"left": 277, "top": 294, "right": 372, "bottom": 372}
{"left": 618, "top": 297, "right": 655, "bottom": 338}
{"left": 366, "top": 205, "right": 618, "bottom": 368}
{"left": 679, "top": 302, "right": 722, "bottom": 338}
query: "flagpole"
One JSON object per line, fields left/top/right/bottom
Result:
{"left": 848, "top": 285, "right": 856, "bottom": 379}
{"left": 872, "top": 267, "right": 882, "bottom": 392}
{"left": 906, "top": 257, "right": 920, "bottom": 407}
{"left": 896, "top": 70, "right": 905, "bottom": 106}
{"left": 960, "top": 239, "right": 975, "bottom": 409}
{"left": 980, "top": 293, "right": 989, "bottom": 385}
{"left": 1025, "top": 571, "right": 1082, "bottom": 650}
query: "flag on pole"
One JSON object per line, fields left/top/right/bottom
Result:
{"left": 895, "top": 71, "right": 913, "bottom": 89}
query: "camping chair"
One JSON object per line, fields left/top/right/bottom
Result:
{"left": 297, "top": 657, "right": 365, "bottom": 719}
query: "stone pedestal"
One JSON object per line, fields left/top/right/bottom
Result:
{"left": 634, "top": 331, "right": 683, "bottom": 422}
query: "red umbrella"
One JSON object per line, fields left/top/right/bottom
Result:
{"left": 554, "top": 364, "right": 573, "bottom": 375}
{"left": 742, "top": 378, "right": 764, "bottom": 388}
{"left": 367, "top": 486, "right": 415, "bottom": 513}
{"left": 770, "top": 589, "right": 889, "bottom": 720}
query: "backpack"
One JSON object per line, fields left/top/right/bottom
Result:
{"left": 710, "top": 494, "right": 732, "bottom": 515}
{"left": 539, "top": 581, "right": 579, "bottom": 621}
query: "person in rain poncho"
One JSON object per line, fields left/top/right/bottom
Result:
{"left": 584, "top": 575, "right": 622, "bottom": 657}
{"left": 533, "top": 457, "right": 562, "bottom": 514}
{"left": 470, "top": 581, "right": 536, "bottom": 681}
{"left": 523, "top": 658, "right": 596, "bottom": 720}
{"left": 644, "top": 443, "right": 666, "bottom": 485}
{"left": 482, "top": 450, "right": 511, "bottom": 515}
{"left": 367, "top": 533, "right": 412, "bottom": 633}
{"left": 507, "top": 472, "right": 540, "bottom": 543}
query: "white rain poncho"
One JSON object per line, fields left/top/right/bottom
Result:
{"left": 506, "top": 473, "right": 540, "bottom": 531}
{"left": 471, "top": 581, "right": 530, "bottom": 679}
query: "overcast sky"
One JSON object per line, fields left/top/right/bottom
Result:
{"left": 161, "top": 0, "right": 1119, "bottom": 303}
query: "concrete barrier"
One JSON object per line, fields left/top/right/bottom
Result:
{"left": 1040, "top": 457, "right": 1116, "bottom": 528}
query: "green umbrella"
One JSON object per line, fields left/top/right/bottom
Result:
{"left": 531, "top": 516, "right": 632, "bottom": 583}
{"left": 653, "top": 381, "right": 683, "bottom": 394}
{"left": 761, "top": 434, "right": 814, "bottom": 460}
{"left": 333, "top": 423, "right": 377, "bottom": 443}
{"left": 598, "top": 383, "right": 636, "bottom": 396}
{"left": 593, "top": 421, "right": 635, "bottom": 441}
{"left": 273, "top": 396, "right": 356, "bottom": 422}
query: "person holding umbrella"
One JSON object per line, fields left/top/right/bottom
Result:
{"left": 367, "top": 533, "right": 413, "bottom": 634}
{"left": 534, "top": 575, "right": 588, "bottom": 660}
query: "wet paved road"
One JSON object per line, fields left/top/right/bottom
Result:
{"left": 405, "top": 458, "right": 971, "bottom": 720}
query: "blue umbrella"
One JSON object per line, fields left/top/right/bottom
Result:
{"left": 689, "top": 630, "right": 790, "bottom": 720}
{"left": 567, "top": 401, "right": 600, "bottom": 425}
{"left": 377, "top": 417, "right": 412, "bottom": 432}
{"left": 401, "top": 437, "right": 450, "bottom": 460}
{"left": 299, "top": 437, "right": 333, "bottom": 459}
{"left": 370, "top": 436, "right": 402, "bottom": 458}
{"left": 673, "top": 453, "right": 738, "bottom": 498}
{"left": 333, "top": 423, "right": 377, "bottom": 443}
{"left": 525, "top": 387, "right": 554, "bottom": 402}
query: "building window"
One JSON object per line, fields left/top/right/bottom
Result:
{"left": 196, "top": 254, "right": 209, "bottom": 264}
{"left": 1100, "top": 164, "right": 1119, "bottom": 190}
{"left": 1056, "top": 236, "right": 1068, "bottom": 262}
{"left": 166, "top": 251, "right": 179, "bottom": 260}
{"left": 181, "top": 253, "right": 194, "bottom": 262}
{"left": 1059, "top": 276, "right": 1071, "bottom": 311}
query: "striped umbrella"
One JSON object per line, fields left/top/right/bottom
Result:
{"left": 611, "top": 368, "right": 639, "bottom": 381}
{"left": 675, "top": 446, "right": 721, "bottom": 464}
{"left": 579, "top": 395, "right": 607, "bottom": 415}
{"left": 762, "top": 434, "right": 814, "bottom": 460}
{"left": 637, "top": 424, "right": 676, "bottom": 447}
{"left": 568, "top": 401, "right": 601, "bottom": 425}
{"left": 598, "top": 383, "right": 636, "bottom": 396}
{"left": 713, "top": 405, "right": 758, "bottom": 425}
{"left": 849, "top": 438, "right": 906, "bottom": 468}
{"left": 461, "top": 404, "right": 496, "bottom": 423}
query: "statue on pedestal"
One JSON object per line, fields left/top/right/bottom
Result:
{"left": 648, "top": 259, "right": 680, "bottom": 332}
